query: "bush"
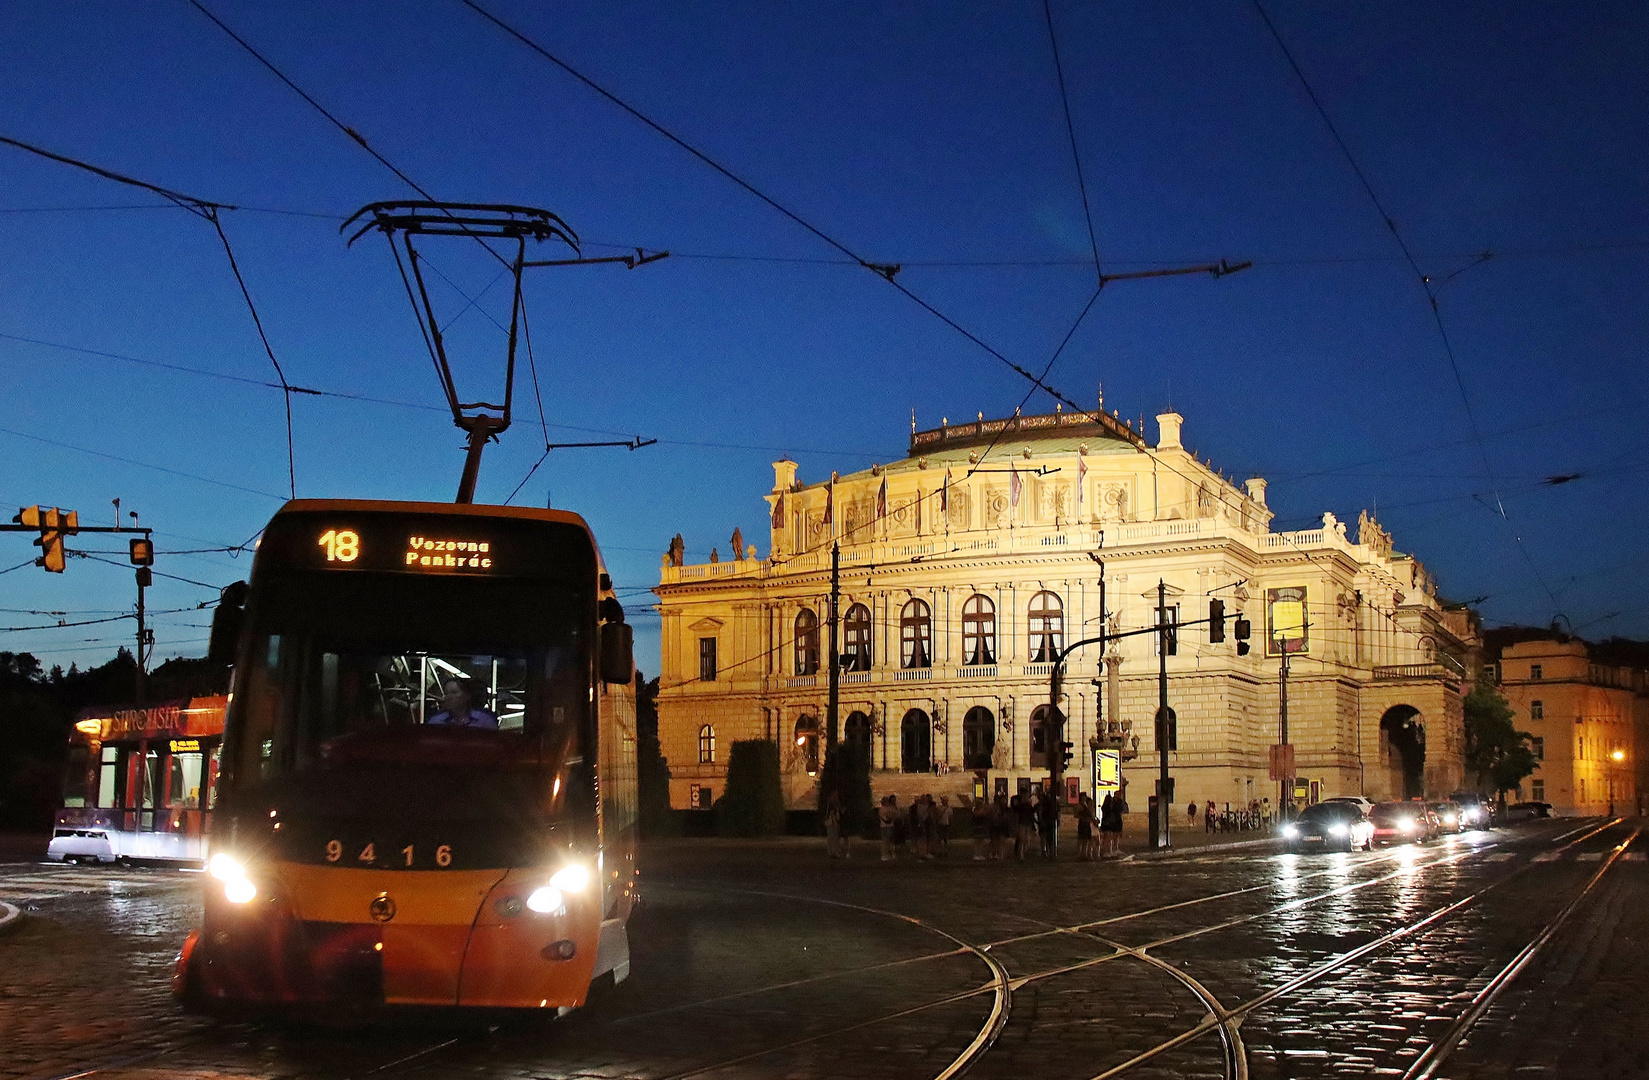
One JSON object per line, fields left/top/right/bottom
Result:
{"left": 714, "top": 740, "right": 786, "bottom": 837}
{"left": 816, "top": 740, "right": 874, "bottom": 836}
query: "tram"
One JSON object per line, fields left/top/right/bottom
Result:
{"left": 172, "top": 499, "right": 638, "bottom": 1015}
{"left": 48, "top": 696, "right": 227, "bottom": 864}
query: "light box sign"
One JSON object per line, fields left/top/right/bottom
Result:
{"left": 1267, "top": 586, "right": 1309, "bottom": 656}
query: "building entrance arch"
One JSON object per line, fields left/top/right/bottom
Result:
{"left": 1380, "top": 705, "right": 1426, "bottom": 798}
{"left": 794, "top": 715, "right": 820, "bottom": 776}
{"left": 844, "top": 710, "right": 872, "bottom": 757}
{"left": 901, "top": 709, "right": 932, "bottom": 774}
{"left": 1030, "top": 704, "right": 1066, "bottom": 768}
{"left": 963, "top": 706, "right": 996, "bottom": 770}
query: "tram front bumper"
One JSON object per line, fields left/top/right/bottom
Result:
{"left": 180, "top": 863, "right": 601, "bottom": 1012}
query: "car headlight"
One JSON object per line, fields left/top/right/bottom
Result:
{"left": 1397, "top": 818, "right": 1415, "bottom": 833}
{"left": 208, "top": 853, "right": 245, "bottom": 881}
{"left": 1282, "top": 824, "right": 1299, "bottom": 838}
{"left": 549, "top": 863, "right": 591, "bottom": 893}
{"left": 1444, "top": 814, "right": 1457, "bottom": 824}
{"left": 526, "top": 886, "right": 564, "bottom": 914}
{"left": 1328, "top": 823, "right": 1348, "bottom": 837}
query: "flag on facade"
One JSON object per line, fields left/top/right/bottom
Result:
{"left": 823, "top": 476, "right": 834, "bottom": 527}
{"left": 772, "top": 488, "right": 785, "bottom": 528}
{"left": 941, "top": 469, "right": 951, "bottom": 512}
{"left": 876, "top": 476, "right": 887, "bottom": 520}
{"left": 1010, "top": 462, "right": 1022, "bottom": 508}
{"left": 915, "top": 487, "right": 923, "bottom": 532}
{"left": 1077, "top": 453, "right": 1087, "bottom": 507}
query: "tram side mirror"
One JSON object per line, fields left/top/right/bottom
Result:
{"left": 209, "top": 581, "right": 249, "bottom": 665}
{"left": 601, "top": 622, "right": 634, "bottom": 685}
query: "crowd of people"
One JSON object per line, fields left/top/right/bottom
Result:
{"left": 1190, "top": 798, "right": 1272, "bottom": 833}
{"left": 826, "top": 789, "right": 1134, "bottom": 862}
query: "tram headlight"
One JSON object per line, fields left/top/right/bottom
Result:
{"left": 208, "top": 853, "right": 245, "bottom": 882}
{"left": 223, "top": 877, "right": 258, "bottom": 904}
{"left": 526, "top": 886, "right": 564, "bottom": 914}
{"left": 549, "top": 863, "right": 591, "bottom": 894}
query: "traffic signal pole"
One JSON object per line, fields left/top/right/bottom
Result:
{"left": 1157, "top": 579, "right": 1172, "bottom": 850}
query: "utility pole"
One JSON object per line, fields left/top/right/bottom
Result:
{"left": 1157, "top": 579, "right": 1172, "bottom": 850}
{"left": 135, "top": 567, "right": 149, "bottom": 705}
{"left": 826, "top": 540, "right": 840, "bottom": 753}
{"left": 1278, "top": 645, "right": 1291, "bottom": 820}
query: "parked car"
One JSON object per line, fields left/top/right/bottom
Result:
{"left": 1504, "top": 801, "right": 1553, "bottom": 821}
{"left": 1369, "top": 801, "right": 1429, "bottom": 845}
{"left": 1450, "top": 791, "right": 1495, "bottom": 828}
{"left": 1428, "top": 800, "right": 1465, "bottom": 834}
{"left": 1284, "top": 801, "right": 1374, "bottom": 852}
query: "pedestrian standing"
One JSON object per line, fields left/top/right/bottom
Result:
{"left": 1077, "top": 794, "right": 1094, "bottom": 860}
{"left": 1100, "top": 790, "right": 1122, "bottom": 857}
{"left": 1205, "top": 800, "right": 1216, "bottom": 834}
{"left": 910, "top": 796, "right": 926, "bottom": 860}
{"left": 992, "top": 792, "right": 1010, "bottom": 859}
{"left": 825, "top": 790, "right": 843, "bottom": 859}
{"left": 878, "top": 796, "right": 896, "bottom": 862}
{"left": 1038, "top": 790, "right": 1057, "bottom": 858}
{"left": 937, "top": 795, "right": 952, "bottom": 857}
{"left": 972, "top": 795, "right": 990, "bottom": 860}
{"left": 1187, "top": 800, "right": 1197, "bottom": 828}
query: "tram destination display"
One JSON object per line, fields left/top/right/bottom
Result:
{"left": 255, "top": 507, "right": 593, "bottom": 580}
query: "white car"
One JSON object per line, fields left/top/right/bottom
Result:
{"left": 1320, "top": 796, "right": 1375, "bottom": 816}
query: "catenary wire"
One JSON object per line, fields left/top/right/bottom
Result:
{"left": 0, "top": 426, "right": 287, "bottom": 501}
{"left": 1043, "top": 0, "right": 1102, "bottom": 288}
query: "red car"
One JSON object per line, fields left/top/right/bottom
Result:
{"left": 1369, "top": 801, "right": 1429, "bottom": 845}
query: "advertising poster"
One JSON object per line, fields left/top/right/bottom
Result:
{"left": 1267, "top": 586, "right": 1309, "bottom": 656}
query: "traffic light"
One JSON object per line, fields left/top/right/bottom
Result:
{"left": 14, "top": 505, "right": 76, "bottom": 573}
{"left": 1234, "top": 614, "right": 1252, "bottom": 656}
{"left": 1061, "top": 741, "right": 1075, "bottom": 770}
{"left": 1209, "top": 598, "right": 1225, "bottom": 643}
{"left": 129, "top": 537, "right": 154, "bottom": 566}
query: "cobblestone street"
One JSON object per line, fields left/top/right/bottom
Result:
{"left": 3, "top": 818, "right": 1645, "bottom": 1080}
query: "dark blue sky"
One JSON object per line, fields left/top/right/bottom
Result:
{"left": 3, "top": 0, "right": 1646, "bottom": 673}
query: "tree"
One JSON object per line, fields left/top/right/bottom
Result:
{"left": 1463, "top": 676, "right": 1537, "bottom": 799}
{"left": 634, "top": 674, "right": 675, "bottom": 836}
{"left": 817, "top": 740, "right": 873, "bottom": 837}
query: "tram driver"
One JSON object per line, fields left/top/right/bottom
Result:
{"left": 427, "top": 677, "right": 499, "bottom": 729}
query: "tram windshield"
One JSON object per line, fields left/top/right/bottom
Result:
{"left": 222, "top": 508, "right": 598, "bottom": 793}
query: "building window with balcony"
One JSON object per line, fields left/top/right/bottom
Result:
{"left": 1532, "top": 736, "right": 1544, "bottom": 761}
{"left": 698, "top": 724, "right": 715, "bottom": 763}
{"left": 1030, "top": 704, "right": 1065, "bottom": 768}
{"left": 1028, "top": 591, "right": 1064, "bottom": 663}
{"left": 699, "top": 637, "right": 718, "bottom": 682}
{"left": 962, "top": 594, "right": 996, "bottom": 666}
{"left": 900, "top": 599, "right": 932, "bottom": 669}
{"left": 843, "top": 603, "right": 872, "bottom": 671}
{"left": 1530, "top": 663, "right": 1543, "bottom": 680}
{"left": 1530, "top": 700, "right": 1544, "bottom": 720}
{"left": 794, "top": 608, "right": 820, "bottom": 675}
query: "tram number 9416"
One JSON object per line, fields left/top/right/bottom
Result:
{"left": 325, "top": 839, "right": 452, "bottom": 868}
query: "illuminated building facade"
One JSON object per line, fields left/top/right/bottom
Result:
{"left": 1492, "top": 636, "right": 1649, "bottom": 815}
{"left": 655, "top": 409, "right": 1475, "bottom": 811}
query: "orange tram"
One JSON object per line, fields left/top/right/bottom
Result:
{"left": 49, "top": 696, "right": 227, "bottom": 864}
{"left": 173, "top": 499, "right": 639, "bottom": 1016}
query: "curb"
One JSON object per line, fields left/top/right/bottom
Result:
{"left": 1127, "top": 835, "right": 1287, "bottom": 861}
{"left": 0, "top": 901, "right": 20, "bottom": 933}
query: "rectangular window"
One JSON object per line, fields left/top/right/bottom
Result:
{"left": 1531, "top": 779, "right": 1545, "bottom": 802}
{"left": 1532, "top": 736, "right": 1544, "bottom": 761}
{"left": 97, "top": 745, "right": 120, "bottom": 809}
{"left": 1155, "top": 605, "right": 1179, "bottom": 656}
{"left": 1531, "top": 664, "right": 1543, "bottom": 680}
{"left": 1530, "top": 700, "right": 1544, "bottom": 720}
{"left": 699, "top": 637, "right": 717, "bottom": 682}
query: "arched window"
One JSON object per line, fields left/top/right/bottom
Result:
{"left": 1030, "top": 705, "right": 1065, "bottom": 768}
{"left": 844, "top": 710, "right": 872, "bottom": 756}
{"left": 962, "top": 594, "right": 996, "bottom": 666}
{"left": 1029, "top": 591, "right": 1063, "bottom": 663}
{"left": 843, "top": 604, "right": 872, "bottom": 671}
{"left": 900, "top": 709, "right": 931, "bottom": 773}
{"left": 698, "top": 724, "right": 716, "bottom": 763}
{"left": 795, "top": 715, "right": 820, "bottom": 774}
{"left": 963, "top": 706, "right": 996, "bottom": 770}
{"left": 900, "top": 599, "right": 932, "bottom": 669}
{"left": 794, "top": 608, "right": 820, "bottom": 675}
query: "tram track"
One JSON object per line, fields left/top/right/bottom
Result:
{"left": 624, "top": 819, "right": 1583, "bottom": 1080}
